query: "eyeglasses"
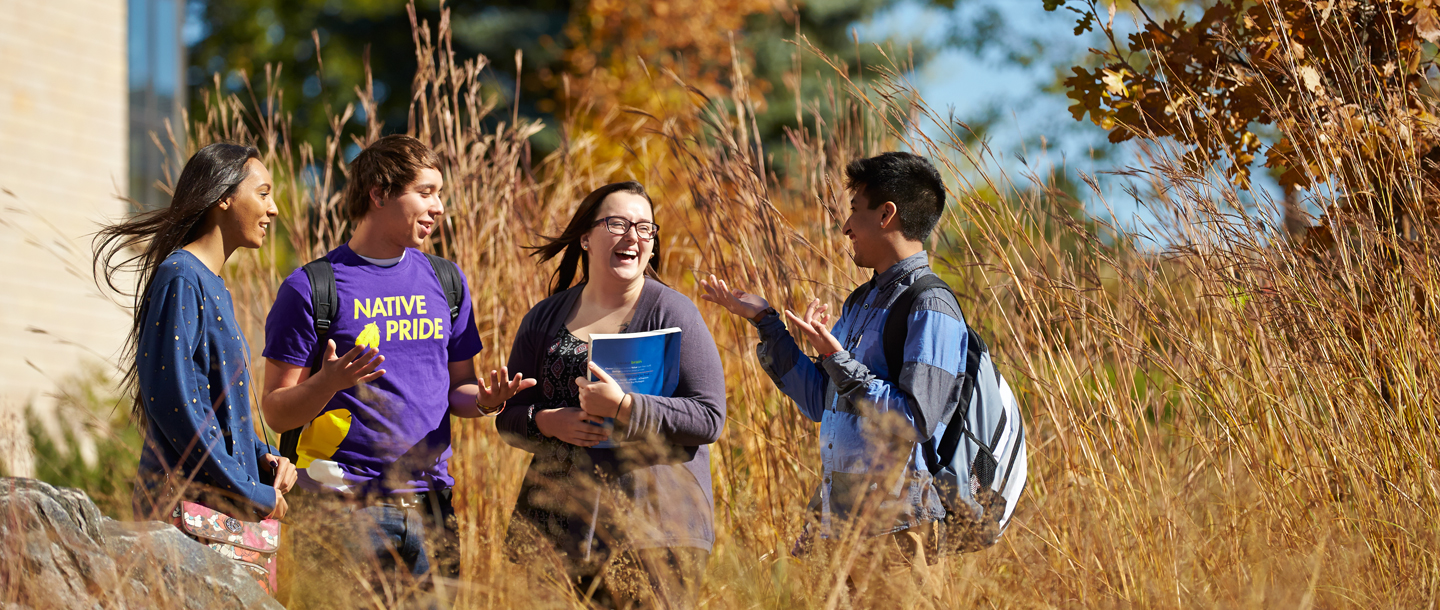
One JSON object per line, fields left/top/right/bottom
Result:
{"left": 593, "top": 216, "right": 659, "bottom": 240}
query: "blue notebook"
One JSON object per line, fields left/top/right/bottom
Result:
{"left": 587, "top": 327, "right": 683, "bottom": 448}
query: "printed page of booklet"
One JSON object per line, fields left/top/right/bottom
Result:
{"left": 586, "top": 327, "right": 683, "bottom": 448}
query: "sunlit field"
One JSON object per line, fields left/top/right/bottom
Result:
{"left": 14, "top": 3, "right": 1440, "bottom": 608}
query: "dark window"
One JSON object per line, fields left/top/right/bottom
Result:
{"left": 128, "top": 0, "right": 184, "bottom": 211}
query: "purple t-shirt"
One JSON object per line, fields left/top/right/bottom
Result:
{"left": 263, "top": 245, "right": 484, "bottom": 495}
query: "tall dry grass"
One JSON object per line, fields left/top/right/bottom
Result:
{"left": 109, "top": 1, "right": 1440, "bottom": 607}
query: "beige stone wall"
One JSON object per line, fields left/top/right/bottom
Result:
{"left": 0, "top": 0, "right": 131, "bottom": 476}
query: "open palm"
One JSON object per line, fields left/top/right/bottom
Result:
{"left": 698, "top": 274, "right": 769, "bottom": 319}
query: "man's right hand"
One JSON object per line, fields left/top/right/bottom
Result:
{"left": 315, "top": 340, "right": 385, "bottom": 392}
{"left": 699, "top": 274, "right": 770, "bottom": 320}
{"left": 534, "top": 407, "right": 610, "bottom": 447}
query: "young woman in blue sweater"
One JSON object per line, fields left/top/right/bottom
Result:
{"left": 94, "top": 143, "right": 298, "bottom": 521}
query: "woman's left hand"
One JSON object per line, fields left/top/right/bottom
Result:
{"left": 576, "top": 362, "right": 626, "bottom": 418}
{"left": 263, "top": 454, "right": 298, "bottom": 494}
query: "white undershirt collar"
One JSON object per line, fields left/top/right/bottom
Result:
{"left": 356, "top": 250, "right": 405, "bottom": 268}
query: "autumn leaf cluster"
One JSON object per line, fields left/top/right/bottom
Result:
{"left": 1053, "top": 0, "right": 1440, "bottom": 210}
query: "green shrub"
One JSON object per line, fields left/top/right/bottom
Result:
{"left": 27, "top": 366, "right": 141, "bottom": 519}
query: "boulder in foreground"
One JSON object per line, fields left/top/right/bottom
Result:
{"left": 0, "top": 477, "right": 281, "bottom": 610}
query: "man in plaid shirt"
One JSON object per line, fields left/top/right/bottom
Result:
{"left": 701, "top": 152, "right": 965, "bottom": 577}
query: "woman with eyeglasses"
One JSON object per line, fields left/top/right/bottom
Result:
{"left": 496, "top": 181, "right": 726, "bottom": 609}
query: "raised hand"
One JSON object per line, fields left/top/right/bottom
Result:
{"left": 476, "top": 366, "right": 537, "bottom": 415}
{"left": 314, "top": 340, "right": 385, "bottom": 392}
{"left": 575, "top": 361, "right": 626, "bottom": 418}
{"left": 698, "top": 274, "right": 769, "bottom": 320}
{"left": 784, "top": 298, "right": 844, "bottom": 356}
{"left": 534, "top": 407, "right": 610, "bottom": 447}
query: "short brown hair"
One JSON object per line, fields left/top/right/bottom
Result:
{"left": 343, "top": 134, "right": 440, "bottom": 221}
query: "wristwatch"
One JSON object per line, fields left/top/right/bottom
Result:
{"left": 748, "top": 307, "right": 778, "bottom": 326}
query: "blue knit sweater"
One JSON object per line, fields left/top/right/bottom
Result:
{"left": 133, "top": 250, "right": 276, "bottom": 520}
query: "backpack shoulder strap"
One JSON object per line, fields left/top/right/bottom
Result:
{"left": 284, "top": 257, "right": 336, "bottom": 463}
{"left": 932, "top": 328, "right": 987, "bottom": 475}
{"left": 882, "top": 273, "right": 952, "bottom": 381}
{"left": 425, "top": 253, "right": 463, "bottom": 324}
{"left": 301, "top": 258, "right": 338, "bottom": 373}
{"left": 842, "top": 278, "right": 875, "bottom": 317}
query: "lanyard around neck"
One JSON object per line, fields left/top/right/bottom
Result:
{"left": 840, "top": 267, "right": 920, "bottom": 353}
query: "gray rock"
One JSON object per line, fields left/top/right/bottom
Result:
{"left": 0, "top": 478, "right": 281, "bottom": 610}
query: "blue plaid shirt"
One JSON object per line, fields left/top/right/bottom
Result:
{"left": 755, "top": 251, "right": 968, "bottom": 537}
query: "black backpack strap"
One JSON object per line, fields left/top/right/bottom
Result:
{"left": 997, "top": 398, "right": 1026, "bottom": 492}
{"left": 279, "top": 257, "right": 338, "bottom": 463}
{"left": 425, "top": 253, "right": 463, "bottom": 324}
{"left": 302, "top": 258, "right": 339, "bottom": 371}
{"left": 934, "top": 329, "right": 989, "bottom": 476}
{"left": 881, "top": 273, "right": 951, "bottom": 381}
{"left": 873, "top": 271, "right": 986, "bottom": 479}
{"left": 842, "top": 278, "right": 876, "bottom": 317}
{"left": 879, "top": 273, "right": 960, "bottom": 472}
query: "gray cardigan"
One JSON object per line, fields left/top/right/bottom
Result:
{"left": 497, "top": 278, "right": 726, "bottom": 551}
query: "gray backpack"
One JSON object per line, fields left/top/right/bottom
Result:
{"left": 882, "top": 273, "right": 1028, "bottom": 554}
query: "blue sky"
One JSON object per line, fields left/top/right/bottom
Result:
{"left": 859, "top": 0, "right": 1166, "bottom": 235}
{"left": 858, "top": 0, "right": 1292, "bottom": 244}
{"left": 863, "top": 0, "right": 1101, "bottom": 158}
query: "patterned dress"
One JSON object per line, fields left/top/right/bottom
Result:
{"left": 507, "top": 327, "right": 607, "bottom": 568}
{"left": 541, "top": 327, "right": 590, "bottom": 407}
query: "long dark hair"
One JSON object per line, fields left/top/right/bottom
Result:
{"left": 531, "top": 181, "right": 661, "bottom": 295}
{"left": 92, "top": 143, "right": 262, "bottom": 424}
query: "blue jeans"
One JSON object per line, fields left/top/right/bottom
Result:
{"left": 285, "top": 489, "right": 457, "bottom": 609}
{"left": 355, "top": 504, "right": 432, "bottom": 580}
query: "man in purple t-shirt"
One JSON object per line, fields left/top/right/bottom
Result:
{"left": 261, "top": 135, "right": 532, "bottom": 604}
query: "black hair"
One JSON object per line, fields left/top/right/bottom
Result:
{"left": 530, "top": 181, "right": 661, "bottom": 295}
{"left": 844, "top": 152, "right": 947, "bottom": 241}
{"left": 92, "top": 142, "right": 261, "bottom": 425}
